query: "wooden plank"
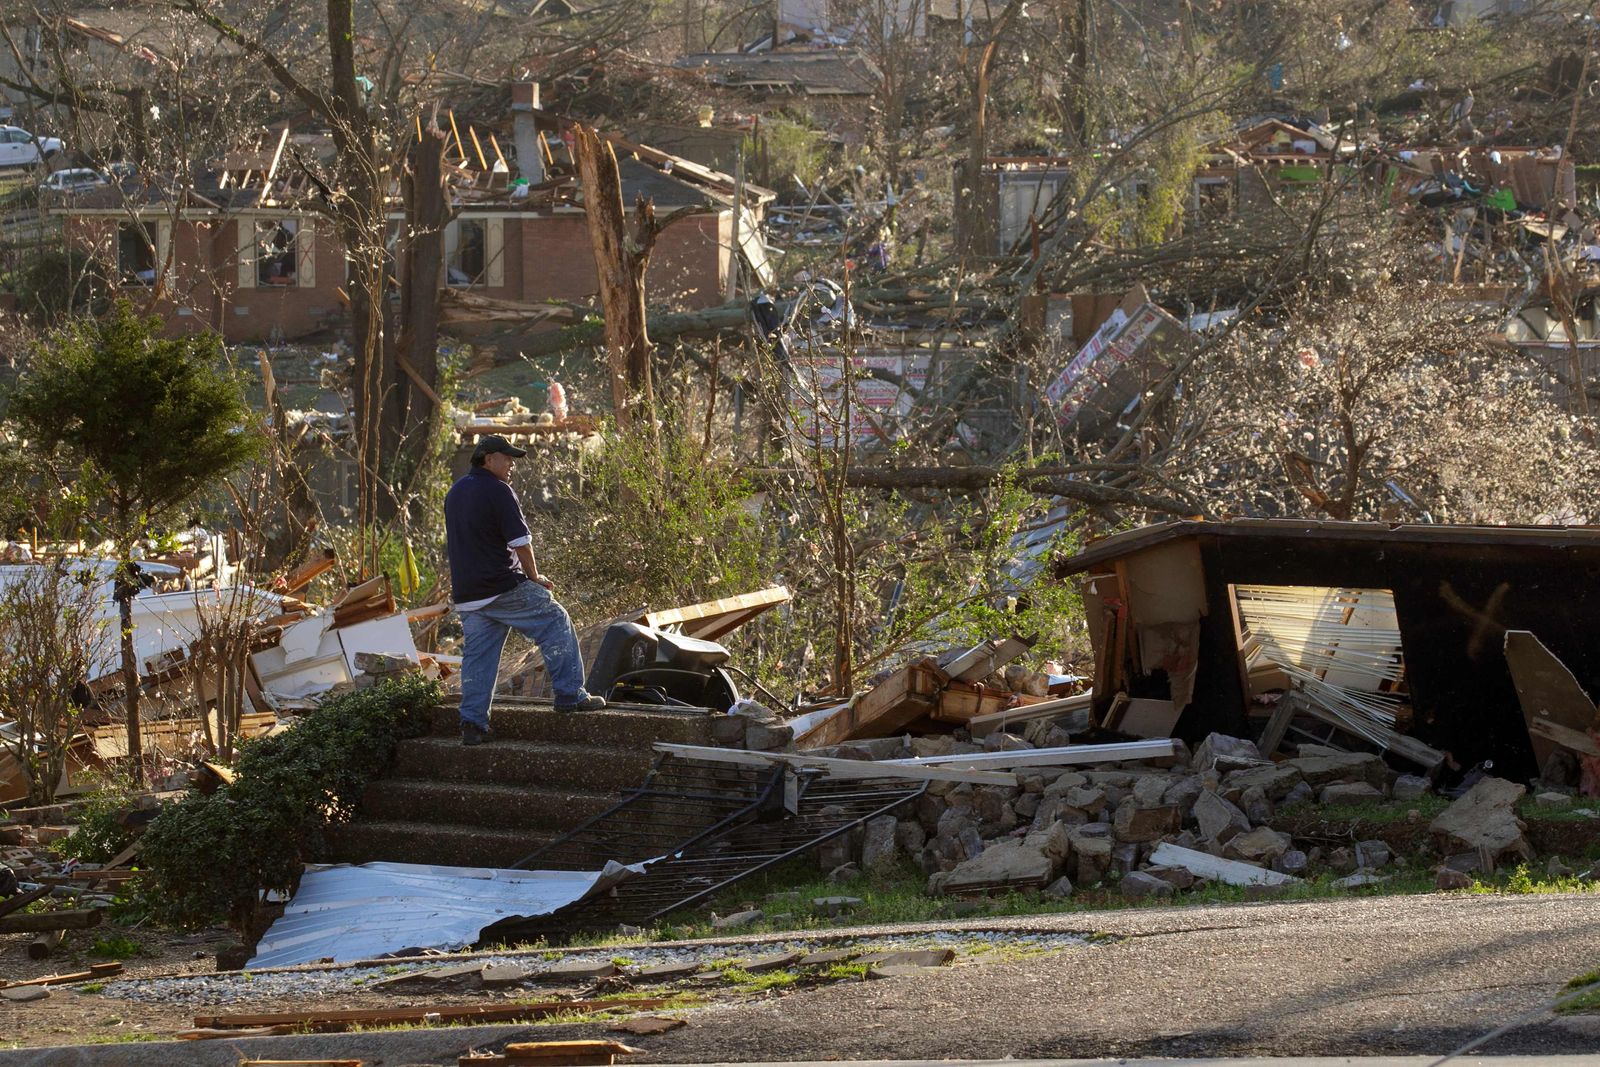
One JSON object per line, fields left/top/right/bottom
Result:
{"left": 928, "top": 682, "right": 1013, "bottom": 724}
{"left": 1256, "top": 697, "right": 1298, "bottom": 757}
{"left": 281, "top": 548, "right": 337, "bottom": 594}
{"left": 1149, "top": 842, "right": 1300, "bottom": 886}
{"left": 884, "top": 738, "right": 1180, "bottom": 770}
{"left": 967, "top": 693, "right": 1094, "bottom": 738}
{"left": 0, "top": 961, "right": 121, "bottom": 989}
{"left": 1119, "top": 697, "right": 1181, "bottom": 739}
{"left": 0, "top": 908, "right": 102, "bottom": 934}
{"left": 1529, "top": 717, "right": 1600, "bottom": 757}
{"left": 793, "top": 663, "right": 939, "bottom": 748}
{"left": 195, "top": 998, "right": 668, "bottom": 1033}
{"left": 652, "top": 743, "right": 1017, "bottom": 786}
{"left": 639, "top": 586, "right": 791, "bottom": 642}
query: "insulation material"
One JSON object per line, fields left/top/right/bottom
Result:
{"left": 249, "top": 859, "right": 648, "bottom": 968}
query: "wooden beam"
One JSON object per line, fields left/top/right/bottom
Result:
{"left": 967, "top": 693, "right": 1093, "bottom": 738}
{"left": 652, "top": 742, "right": 1017, "bottom": 786}
{"left": 0, "top": 908, "right": 103, "bottom": 934}
{"left": 261, "top": 126, "right": 290, "bottom": 194}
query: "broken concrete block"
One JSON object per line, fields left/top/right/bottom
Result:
{"left": 1276, "top": 849, "right": 1309, "bottom": 876}
{"left": 1535, "top": 791, "right": 1574, "bottom": 808}
{"left": 710, "top": 714, "right": 749, "bottom": 746}
{"left": 1013, "top": 792, "right": 1042, "bottom": 820}
{"left": 1145, "top": 864, "right": 1196, "bottom": 890}
{"left": 1280, "top": 780, "right": 1316, "bottom": 807}
{"left": 1119, "top": 870, "right": 1177, "bottom": 900}
{"left": 828, "top": 862, "right": 861, "bottom": 883}
{"left": 1435, "top": 867, "right": 1474, "bottom": 890}
{"left": 1392, "top": 774, "right": 1431, "bottom": 800}
{"left": 1222, "top": 763, "right": 1305, "bottom": 801}
{"left": 710, "top": 910, "right": 764, "bottom": 930}
{"left": 1193, "top": 790, "right": 1250, "bottom": 845}
{"left": 1240, "top": 786, "right": 1273, "bottom": 826}
{"left": 982, "top": 731, "right": 1034, "bottom": 753}
{"left": 1430, "top": 776, "right": 1533, "bottom": 866}
{"left": 1355, "top": 839, "right": 1392, "bottom": 869}
{"left": 1326, "top": 846, "right": 1358, "bottom": 874}
{"left": 927, "top": 836, "right": 1056, "bottom": 895}
{"left": 746, "top": 722, "right": 793, "bottom": 751}
{"left": 1042, "top": 771, "right": 1090, "bottom": 797}
{"left": 1070, "top": 835, "right": 1113, "bottom": 886}
{"left": 1223, "top": 826, "right": 1293, "bottom": 865}
{"left": 744, "top": 951, "right": 804, "bottom": 973}
{"left": 811, "top": 896, "right": 862, "bottom": 917}
{"left": 1112, "top": 801, "right": 1181, "bottom": 843}
{"left": 1285, "top": 751, "right": 1387, "bottom": 788}
{"left": 537, "top": 959, "right": 618, "bottom": 981}
{"left": 1321, "top": 782, "right": 1385, "bottom": 805}
{"left": 1331, "top": 872, "right": 1388, "bottom": 889}
{"left": 479, "top": 961, "right": 531, "bottom": 987}
{"left": 1192, "top": 733, "right": 1261, "bottom": 771}
{"left": 1041, "top": 874, "right": 1074, "bottom": 898}
{"left": 896, "top": 818, "right": 926, "bottom": 855}
{"left": 1131, "top": 775, "right": 1171, "bottom": 806}
{"left": 1162, "top": 775, "right": 1203, "bottom": 815}
{"left": 860, "top": 815, "right": 899, "bottom": 872}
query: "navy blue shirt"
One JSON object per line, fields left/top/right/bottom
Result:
{"left": 444, "top": 467, "right": 533, "bottom": 603}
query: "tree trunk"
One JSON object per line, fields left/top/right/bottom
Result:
{"left": 396, "top": 126, "right": 447, "bottom": 487}
{"left": 115, "top": 561, "right": 142, "bottom": 785}
{"left": 573, "top": 124, "right": 655, "bottom": 429}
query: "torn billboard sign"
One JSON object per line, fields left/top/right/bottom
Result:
{"left": 1043, "top": 285, "right": 1191, "bottom": 437}
{"left": 248, "top": 859, "right": 647, "bottom": 968}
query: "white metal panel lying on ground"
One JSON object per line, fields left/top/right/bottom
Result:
{"left": 248, "top": 859, "right": 644, "bottom": 968}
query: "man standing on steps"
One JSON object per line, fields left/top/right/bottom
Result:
{"left": 445, "top": 434, "right": 605, "bottom": 746}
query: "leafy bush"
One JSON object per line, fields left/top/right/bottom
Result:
{"left": 137, "top": 675, "right": 439, "bottom": 928}
{"left": 56, "top": 774, "right": 141, "bottom": 863}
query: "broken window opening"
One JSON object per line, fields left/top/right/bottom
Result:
{"left": 1231, "top": 583, "right": 1410, "bottom": 750}
{"left": 445, "top": 217, "right": 487, "bottom": 287}
{"left": 117, "top": 220, "right": 157, "bottom": 286}
{"left": 255, "top": 219, "right": 298, "bottom": 286}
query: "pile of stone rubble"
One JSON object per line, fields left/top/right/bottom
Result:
{"left": 811, "top": 732, "right": 1597, "bottom": 899}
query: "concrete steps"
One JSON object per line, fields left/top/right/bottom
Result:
{"left": 319, "top": 700, "right": 721, "bottom": 869}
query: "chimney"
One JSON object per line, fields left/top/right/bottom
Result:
{"left": 512, "top": 81, "right": 544, "bottom": 184}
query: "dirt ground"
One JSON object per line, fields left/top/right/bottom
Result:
{"left": 5, "top": 891, "right": 1600, "bottom": 1057}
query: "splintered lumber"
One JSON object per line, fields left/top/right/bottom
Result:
{"left": 966, "top": 692, "right": 1094, "bottom": 738}
{"left": 884, "top": 738, "right": 1180, "bottom": 770}
{"left": 0, "top": 908, "right": 102, "bottom": 934}
{"left": 638, "top": 585, "right": 791, "bottom": 642}
{"left": 330, "top": 575, "right": 396, "bottom": 628}
{"left": 0, "top": 962, "right": 121, "bottom": 989}
{"left": 280, "top": 548, "right": 338, "bottom": 593}
{"left": 194, "top": 998, "right": 668, "bottom": 1033}
{"left": 652, "top": 742, "right": 1017, "bottom": 786}
{"left": 794, "top": 662, "right": 943, "bottom": 748}
{"left": 1505, "top": 630, "right": 1600, "bottom": 768}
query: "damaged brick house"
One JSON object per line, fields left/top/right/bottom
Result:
{"left": 51, "top": 103, "right": 774, "bottom": 343}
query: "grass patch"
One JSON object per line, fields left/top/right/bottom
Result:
{"left": 1467, "top": 863, "right": 1600, "bottom": 896}
{"left": 83, "top": 1032, "right": 160, "bottom": 1044}
{"left": 79, "top": 982, "right": 106, "bottom": 994}
{"left": 820, "top": 962, "right": 868, "bottom": 980}
{"left": 722, "top": 967, "right": 799, "bottom": 992}
{"left": 88, "top": 936, "right": 141, "bottom": 959}
{"left": 1559, "top": 971, "right": 1600, "bottom": 1014}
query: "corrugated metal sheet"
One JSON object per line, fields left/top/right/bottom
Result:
{"left": 248, "top": 860, "right": 645, "bottom": 968}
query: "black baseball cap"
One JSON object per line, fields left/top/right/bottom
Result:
{"left": 472, "top": 434, "right": 528, "bottom": 461}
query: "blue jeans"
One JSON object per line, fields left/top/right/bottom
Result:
{"left": 458, "top": 581, "right": 589, "bottom": 730}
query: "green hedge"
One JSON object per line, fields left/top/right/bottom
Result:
{"left": 138, "top": 675, "right": 440, "bottom": 928}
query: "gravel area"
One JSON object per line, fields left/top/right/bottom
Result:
{"left": 98, "top": 929, "right": 1091, "bottom": 1006}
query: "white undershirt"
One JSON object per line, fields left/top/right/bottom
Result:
{"left": 454, "top": 535, "right": 532, "bottom": 612}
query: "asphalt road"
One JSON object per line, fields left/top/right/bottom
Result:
{"left": 614, "top": 892, "right": 1600, "bottom": 1062}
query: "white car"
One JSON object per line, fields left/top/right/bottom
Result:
{"left": 38, "top": 167, "right": 107, "bottom": 195}
{"left": 0, "top": 126, "right": 62, "bottom": 168}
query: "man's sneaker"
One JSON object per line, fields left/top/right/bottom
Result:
{"left": 555, "top": 693, "right": 606, "bottom": 714}
{"left": 461, "top": 723, "right": 492, "bottom": 746}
